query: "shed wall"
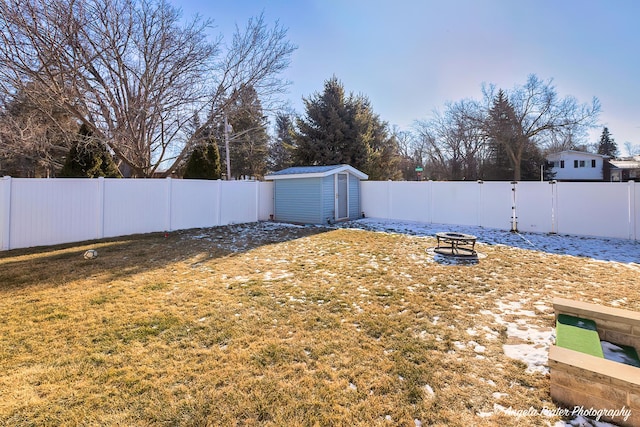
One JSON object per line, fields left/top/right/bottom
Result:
{"left": 348, "top": 175, "right": 361, "bottom": 220}
{"left": 274, "top": 178, "right": 322, "bottom": 224}
{"left": 272, "top": 172, "right": 363, "bottom": 224}
{"left": 321, "top": 176, "right": 335, "bottom": 223}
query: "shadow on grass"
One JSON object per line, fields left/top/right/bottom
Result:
{"left": 0, "top": 222, "right": 331, "bottom": 293}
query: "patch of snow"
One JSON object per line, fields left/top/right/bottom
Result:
{"left": 473, "top": 344, "right": 486, "bottom": 353}
{"left": 453, "top": 341, "right": 466, "bottom": 350}
{"left": 340, "top": 218, "right": 640, "bottom": 265}
{"left": 263, "top": 271, "right": 293, "bottom": 281}
{"left": 610, "top": 297, "right": 627, "bottom": 307}
{"left": 503, "top": 343, "right": 550, "bottom": 374}
{"left": 559, "top": 415, "right": 621, "bottom": 426}
{"left": 423, "top": 384, "right": 435, "bottom": 397}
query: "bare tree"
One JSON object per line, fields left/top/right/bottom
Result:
{"left": 414, "top": 99, "right": 486, "bottom": 180}
{"left": 0, "top": 0, "right": 295, "bottom": 177}
{"left": 623, "top": 141, "right": 640, "bottom": 157}
{"left": 482, "top": 75, "right": 600, "bottom": 180}
{"left": 0, "top": 82, "right": 78, "bottom": 176}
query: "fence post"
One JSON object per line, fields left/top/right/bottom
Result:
{"left": 166, "top": 177, "right": 172, "bottom": 232}
{"left": 255, "top": 180, "right": 260, "bottom": 222}
{"left": 216, "top": 179, "right": 222, "bottom": 226}
{"left": 510, "top": 181, "right": 518, "bottom": 232}
{"left": 427, "top": 180, "right": 434, "bottom": 224}
{"left": 97, "top": 177, "right": 105, "bottom": 239}
{"left": 1, "top": 176, "right": 11, "bottom": 250}
{"left": 549, "top": 180, "right": 558, "bottom": 234}
{"left": 386, "top": 180, "right": 392, "bottom": 219}
{"left": 629, "top": 180, "right": 636, "bottom": 241}
{"left": 477, "top": 180, "right": 484, "bottom": 227}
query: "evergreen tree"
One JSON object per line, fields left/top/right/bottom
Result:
{"left": 293, "top": 76, "right": 401, "bottom": 178}
{"left": 224, "top": 85, "right": 269, "bottom": 179}
{"left": 59, "top": 124, "right": 120, "bottom": 177}
{"left": 268, "top": 113, "right": 295, "bottom": 171}
{"left": 365, "top": 119, "right": 402, "bottom": 180}
{"left": 482, "top": 138, "right": 512, "bottom": 180}
{"left": 519, "top": 140, "right": 545, "bottom": 180}
{"left": 182, "top": 113, "right": 222, "bottom": 179}
{"left": 484, "top": 89, "right": 531, "bottom": 180}
{"left": 183, "top": 142, "right": 221, "bottom": 179}
{"left": 294, "top": 77, "right": 352, "bottom": 166}
{"left": 597, "top": 127, "right": 618, "bottom": 157}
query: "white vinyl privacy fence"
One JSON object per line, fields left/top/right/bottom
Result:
{"left": 1, "top": 177, "right": 638, "bottom": 250}
{"left": 361, "top": 180, "right": 639, "bottom": 241}
{"left": 0, "top": 177, "right": 273, "bottom": 250}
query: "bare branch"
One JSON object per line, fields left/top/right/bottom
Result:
{"left": 0, "top": 0, "right": 295, "bottom": 177}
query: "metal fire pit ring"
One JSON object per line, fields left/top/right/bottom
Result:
{"left": 434, "top": 232, "right": 478, "bottom": 257}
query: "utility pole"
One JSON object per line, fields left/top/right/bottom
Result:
{"left": 224, "top": 114, "right": 232, "bottom": 180}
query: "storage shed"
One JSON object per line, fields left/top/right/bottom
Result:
{"left": 264, "top": 165, "right": 368, "bottom": 225}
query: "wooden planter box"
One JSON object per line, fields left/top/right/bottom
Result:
{"left": 550, "top": 297, "right": 640, "bottom": 426}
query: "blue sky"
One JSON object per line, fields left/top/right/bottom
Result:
{"left": 174, "top": 0, "right": 639, "bottom": 153}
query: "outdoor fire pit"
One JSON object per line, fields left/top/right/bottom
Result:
{"left": 434, "top": 232, "right": 478, "bottom": 257}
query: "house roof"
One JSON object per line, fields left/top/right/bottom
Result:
{"left": 609, "top": 159, "right": 640, "bottom": 170}
{"left": 264, "top": 164, "right": 368, "bottom": 180}
{"left": 546, "top": 150, "right": 609, "bottom": 160}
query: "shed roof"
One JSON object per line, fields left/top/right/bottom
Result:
{"left": 264, "top": 165, "right": 368, "bottom": 180}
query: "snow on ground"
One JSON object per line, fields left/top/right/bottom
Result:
{"left": 340, "top": 218, "right": 640, "bottom": 265}
{"left": 341, "top": 218, "right": 639, "bottom": 372}
{"left": 186, "top": 219, "right": 636, "bottom": 426}
{"left": 340, "top": 218, "right": 634, "bottom": 427}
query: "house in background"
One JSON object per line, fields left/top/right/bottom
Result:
{"left": 264, "top": 165, "right": 368, "bottom": 225}
{"left": 546, "top": 150, "right": 610, "bottom": 181}
{"left": 608, "top": 156, "right": 640, "bottom": 182}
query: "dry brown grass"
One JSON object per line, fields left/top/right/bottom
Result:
{"left": 1, "top": 223, "right": 638, "bottom": 426}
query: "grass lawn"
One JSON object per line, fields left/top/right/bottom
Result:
{"left": 1, "top": 222, "right": 638, "bottom": 426}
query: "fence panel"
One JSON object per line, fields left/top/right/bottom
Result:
{"left": 387, "top": 181, "right": 430, "bottom": 222}
{"left": 479, "top": 181, "right": 513, "bottom": 230}
{"left": 8, "top": 178, "right": 101, "bottom": 248}
{"left": 170, "top": 179, "right": 220, "bottom": 230}
{"left": 516, "top": 182, "right": 554, "bottom": 233}
{"left": 103, "top": 179, "right": 169, "bottom": 238}
{"left": 556, "top": 182, "right": 632, "bottom": 239}
{"left": 0, "top": 177, "right": 10, "bottom": 250}
{"left": 360, "top": 181, "right": 391, "bottom": 219}
{"left": 431, "top": 182, "right": 480, "bottom": 226}
{"left": 219, "top": 181, "right": 260, "bottom": 225}
{"left": 257, "top": 181, "right": 274, "bottom": 221}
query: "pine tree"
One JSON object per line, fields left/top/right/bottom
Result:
{"left": 183, "top": 142, "right": 221, "bottom": 179}
{"left": 224, "top": 85, "right": 269, "bottom": 179}
{"left": 293, "top": 76, "right": 351, "bottom": 166}
{"left": 268, "top": 113, "right": 295, "bottom": 171}
{"left": 293, "top": 76, "right": 401, "bottom": 178}
{"left": 365, "top": 119, "right": 402, "bottom": 180}
{"left": 484, "top": 89, "right": 530, "bottom": 180}
{"left": 597, "top": 127, "right": 618, "bottom": 157}
{"left": 59, "top": 124, "right": 120, "bottom": 177}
